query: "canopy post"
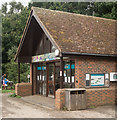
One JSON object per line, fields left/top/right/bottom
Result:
{"left": 60, "top": 57, "right": 64, "bottom": 88}
{"left": 18, "top": 62, "right": 20, "bottom": 83}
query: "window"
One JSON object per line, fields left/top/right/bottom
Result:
{"left": 86, "top": 73, "right": 109, "bottom": 87}
{"left": 63, "top": 60, "right": 75, "bottom": 88}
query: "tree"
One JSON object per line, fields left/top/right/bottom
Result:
{"left": 2, "top": 2, "right": 30, "bottom": 83}
{"left": 2, "top": 2, "right": 8, "bottom": 15}
{"left": 15, "top": 2, "right": 24, "bottom": 12}
{"left": 28, "top": 2, "right": 117, "bottom": 20}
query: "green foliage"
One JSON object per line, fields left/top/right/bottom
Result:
{"left": 9, "top": 93, "right": 21, "bottom": 98}
{"left": 2, "top": 1, "right": 30, "bottom": 83}
{"left": 2, "top": 89, "right": 15, "bottom": 93}
{"left": 29, "top": 2, "right": 117, "bottom": 20}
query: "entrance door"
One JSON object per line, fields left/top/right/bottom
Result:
{"left": 48, "top": 63, "right": 55, "bottom": 98}
{"left": 36, "top": 63, "right": 46, "bottom": 96}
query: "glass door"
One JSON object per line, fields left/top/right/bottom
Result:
{"left": 48, "top": 63, "right": 55, "bottom": 98}
{"left": 36, "top": 63, "right": 46, "bottom": 96}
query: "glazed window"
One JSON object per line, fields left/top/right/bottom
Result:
{"left": 63, "top": 60, "right": 75, "bottom": 88}
{"left": 37, "top": 63, "right": 46, "bottom": 81}
{"left": 86, "top": 73, "right": 109, "bottom": 87}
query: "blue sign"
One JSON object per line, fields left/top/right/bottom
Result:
{"left": 42, "top": 66, "right": 46, "bottom": 70}
{"left": 37, "top": 67, "right": 41, "bottom": 70}
{"left": 64, "top": 64, "right": 70, "bottom": 69}
{"left": 71, "top": 64, "right": 75, "bottom": 69}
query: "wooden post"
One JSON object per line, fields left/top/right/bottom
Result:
{"left": 18, "top": 62, "right": 20, "bottom": 83}
{"left": 46, "top": 63, "right": 49, "bottom": 97}
{"left": 60, "top": 57, "right": 64, "bottom": 89}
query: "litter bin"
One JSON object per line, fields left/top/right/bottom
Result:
{"left": 65, "top": 88, "right": 86, "bottom": 110}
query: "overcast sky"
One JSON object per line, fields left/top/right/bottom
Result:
{"left": 0, "top": 0, "right": 31, "bottom": 8}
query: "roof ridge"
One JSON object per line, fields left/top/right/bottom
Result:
{"left": 32, "top": 6, "right": 116, "bottom": 22}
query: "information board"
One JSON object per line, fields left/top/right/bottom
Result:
{"left": 91, "top": 74, "right": 104, "bottom": 86}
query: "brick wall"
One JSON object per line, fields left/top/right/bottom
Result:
{"left": 86, "top": 88, "right": 117, "bottom": 107}
{"left": 55, "top": 56, "right": 117, "bottom": 110}
{"left": 15, "top": 83, "right": 32, "bottom": 97}
{"left": 55, "top": 89, "right": 65, "bottom": 110}
{"left": 74, "top": 56, "right": 117, "bottom": 108}
{"left": 55, "top": 88, "right": 117, "bottom": 110}
{"left": 75, "top": 56, "right": 116, "bottom": 88}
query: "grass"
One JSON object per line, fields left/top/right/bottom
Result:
{"left": 1, "top": 89, "right": 15, "bottom": 93}
{"left": 88, "top": 105, "right": 96, "bottom": 109}
{"left": 9, "top": 93, "right": 21, "bottom": 98}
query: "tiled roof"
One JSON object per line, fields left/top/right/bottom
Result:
{"left": 32, "top": 7, "right": 117, "bottom": 55}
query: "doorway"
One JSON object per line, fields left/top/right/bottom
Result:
{"left": 36, "top": 63, "right": 46, "bottom": 96}
{"left": 48, "top": 63, "right": 55, "bottom": 98}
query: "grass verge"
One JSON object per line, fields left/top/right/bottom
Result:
{"left": 9, "top": 93, "right": 21, "bottom": 98}
{"left": 2, "top": 89, "right": 15, "bottom": 93}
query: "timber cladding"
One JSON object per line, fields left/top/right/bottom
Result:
{"left": 75, "top": 56, "right": 117, "bottom": 88}
{"left": 15, "top": 83, "right": 32, "bottom": 97}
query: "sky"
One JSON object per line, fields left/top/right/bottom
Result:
{"left": 0, "top": 0, "right": 31, "bottom": 8}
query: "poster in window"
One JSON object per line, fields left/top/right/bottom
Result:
{"left": 37, "top": 76, "right": 39, "bottom": 80}
{"left": 86, "top": 74, "right": 90, "bottom": 80}
{"left": 65, "top": 77, "right": 67, "bottom": 82}
{"left": 105, "top": 73, "right": 109, "bottom": 80}
{"left": 40, "top": 75, "right": 41, "bottom": 80}
{"left": 42, "top": 76, "right": 44, "bottom": 81}
{"left": 91, "top": 74, "right": 104, "bottom": 86}
{"left": 72, "top": 76, "right": 74, "bottom": 83}
{"left": 68, "top": 77, "right": 70, "bottom": 83}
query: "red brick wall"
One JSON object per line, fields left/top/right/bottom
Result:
{"left": 15, "top": 83, "right": 32, "bottom": 97}
{"left": 86, "top": 88, "right": 117, "bottom": 107}
{"left": 55, "top": 88, "right": 117, "bottom": 110}
{"left": 55, "top": 89, "right": 65, "bottom": 110}
{"left": 55, "top": 56, "right": 117, "bottom": 110}
{"left": 75, "top": 56, "right": 116, "bottom": 88}
{"left": 74, "top": 56, "right": 117, "bottom": 108}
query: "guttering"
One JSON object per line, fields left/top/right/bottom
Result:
{"left": 62, "top": 52, "right": 117, "bottom": 57}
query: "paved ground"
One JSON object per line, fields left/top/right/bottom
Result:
{"left": 2, "top": 93, "right": 116, "bottom": 118}
{"left": 21, "top": 95, "right": 55, "bottom": 109}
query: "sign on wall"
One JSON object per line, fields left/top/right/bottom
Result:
{"left": 91, "top": 74, "right": 104, "bottom": 86}
{"left": 32, "top": 52, "right": 60, "bottom": 63}
{"left": 110, "top": 72, "right": 117, "bottom": 81}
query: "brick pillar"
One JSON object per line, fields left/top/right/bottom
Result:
{"left": 55, "top": 89, "right": 65, "bottom": 110}
{"left": 75, "top": 58, "right": 85, "bottom": 88}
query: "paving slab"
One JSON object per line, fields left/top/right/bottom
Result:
{"left": 21, "top": 95, "right": 55, "bottom": 109}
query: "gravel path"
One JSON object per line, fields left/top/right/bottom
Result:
{"left": 2, "top": 93, "right": 116, "bottom": 118}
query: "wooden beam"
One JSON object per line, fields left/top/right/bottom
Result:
{"left": 60, "top": 57, "right": 64, "bottom": 88}
{"left": 18, "top": 62, "right": 20, "bottom": 83}
{"left": 54, "top": 63, "right": 55, "bottom": 98}
{"left": 46, "top": 63, "right": 49, "bottom": 97}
